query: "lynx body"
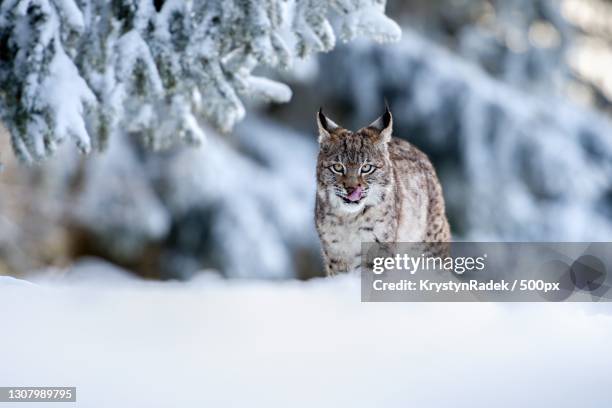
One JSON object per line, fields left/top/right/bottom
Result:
{"left": 314, "top": 108, "right": 450, "bottom": 276}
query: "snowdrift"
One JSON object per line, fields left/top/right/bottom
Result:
{"left": 1, "top": 269, "right": 611, "bottom": 407}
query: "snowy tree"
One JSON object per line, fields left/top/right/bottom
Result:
{"left": 0, "top": 0, "right": 400, "bottom": 163}
{"left": 315, "top": 28, "right": 612, "bottom": 241}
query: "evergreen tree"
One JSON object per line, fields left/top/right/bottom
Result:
{"left": 0, "top": 0, "right": 400, "bottom": 163}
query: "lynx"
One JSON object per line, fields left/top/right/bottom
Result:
{"left": 315, "top": 107, "right": 450, "bottom": 276}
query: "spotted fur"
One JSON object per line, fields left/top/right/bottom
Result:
{"left": 315, "top": 107, "right": 450, "bottom": 276}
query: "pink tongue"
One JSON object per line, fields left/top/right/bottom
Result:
{"left": 347, "top": 186, "right": 363, "bottom": 202}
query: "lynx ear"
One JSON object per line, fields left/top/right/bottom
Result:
{"left": 367, "top": 106, "right": 393, "bottom": 144}
{"left": 317, "top": 108, "right": 340, "bottom": 143}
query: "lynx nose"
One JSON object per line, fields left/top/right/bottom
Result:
{"left": 345, "top": 184, "right": 361, "bottom": 195}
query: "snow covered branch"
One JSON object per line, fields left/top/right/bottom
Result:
{"left": 0, "top": 0, "right": 401, "bottom": 163}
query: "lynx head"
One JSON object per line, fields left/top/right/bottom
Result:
{"left": 316, "top": 107, "right": 394, "bottom": 213}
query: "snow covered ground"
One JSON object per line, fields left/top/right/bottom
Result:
{"left": 1, "top": 268, "right": 611, "bottom": 407}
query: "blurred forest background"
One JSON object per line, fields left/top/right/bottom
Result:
{"left": 1, "top": 0, "right": 612, "bottom": 281}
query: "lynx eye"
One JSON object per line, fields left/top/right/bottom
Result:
{"left": 331, "top": 163, "right": 345, "bottom": 174}
{"left": 361, "top": 164, "right": 375, "bottom": 174}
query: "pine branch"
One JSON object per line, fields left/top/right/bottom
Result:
{"left": 0, "top": 0, "right": 401, "bottom": 163}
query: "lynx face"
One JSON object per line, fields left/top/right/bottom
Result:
{"left": 316, "top": 109, "right": 393, "bottom": 213}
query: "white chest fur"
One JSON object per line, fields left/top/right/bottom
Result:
{"left": 318, "top": 205, "right": 393, "bottom": 274}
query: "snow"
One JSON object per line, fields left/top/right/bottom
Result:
{"left": 340, "top": 5, "right": 402, "bottom": 44}
{"left": 1, "top": 270, "right": 611, "bottom": 407}
{"left": 0, "top": 275, "right": 33, "bottom": 286}
{"left": 0, "top": 0, "right": 95, "bottom": 162}
{"left": 248, "top": 76, "right": 293, "bottom": 103}
{"left": 54, "top": 0, "right": 85, "bottom": 33}
{"left": 115, "top": 31, "right": 164, "bottom": 95}
{"left": 41, "top": 42, "right": 96, "bottom": 155}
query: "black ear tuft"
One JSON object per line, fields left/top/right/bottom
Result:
{"left": 365, "top": 105, "right": 393, "bottom": 144}
{"left": 318, "top": 108, "right": 328, "bottom": 132}
{"left": 316, "top": 108, "right": 340, "bottom": 142}
{"left": 382, "top": 106, "right": 392, "bottom": 129}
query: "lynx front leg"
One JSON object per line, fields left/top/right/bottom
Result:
{"left": 323, "top": 255, "right": 349, "bottom": 276}
{"left": 322, "top": 250, "right": 363, "bottom": 276}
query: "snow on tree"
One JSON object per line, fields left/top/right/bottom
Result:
{"left": 316, "top": 28, "right": 612, "bottom": 241}
{"left": 0, "top": 0, "right": 401, "bottom": 163}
